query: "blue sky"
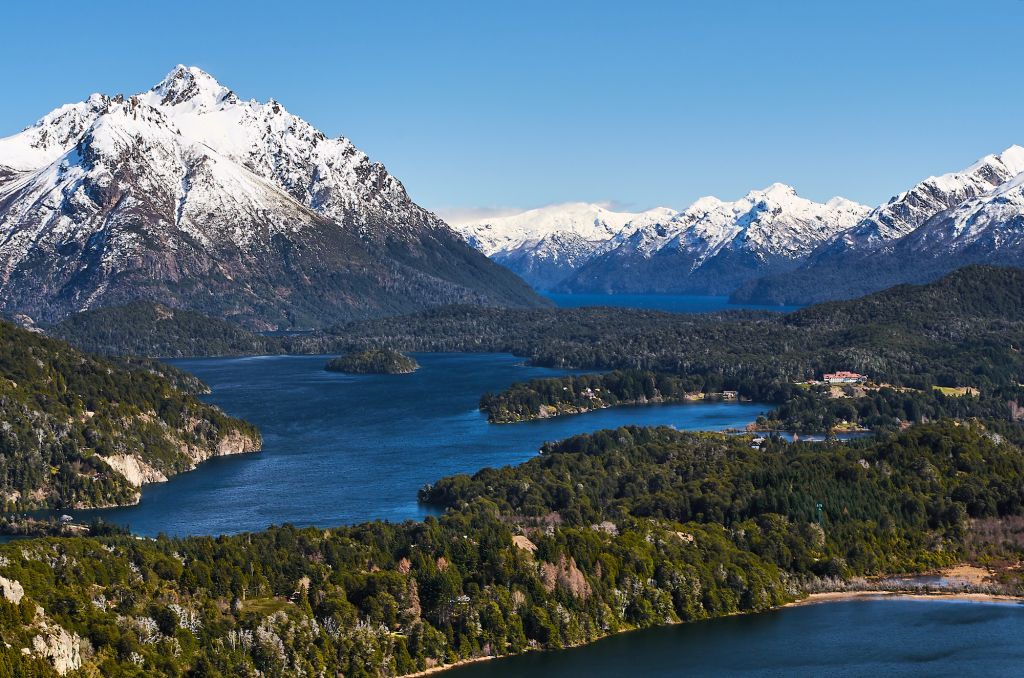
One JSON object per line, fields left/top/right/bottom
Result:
{"left": 2, "top": 0, "right": 1022, "bottom": 220}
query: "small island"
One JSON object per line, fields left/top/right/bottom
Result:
{"left": 325, "top": 348, "right": 419, "bottom": 375}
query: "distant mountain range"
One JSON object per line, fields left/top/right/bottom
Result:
{"left": 458, "top": 203, "right": 677, "bottom": 290}
{"left": 455, "top": 147, "right": 1024, "bottom": 302}
{"left": 0, "top": 66, "right": 544, "bottom": 329}
{"left": 733, "top": 146, "right": 1024, "bottom": 304}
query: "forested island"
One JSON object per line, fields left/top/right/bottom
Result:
{"left": 325, "top": 349, "right": 419, "bottom": 375}
{"left": 1, "top": 421, "right": 1023, "bottom": 675}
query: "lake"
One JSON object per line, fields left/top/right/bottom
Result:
{"left": 446, "top": 598, "right": 1024, "bottom": 677}
{"left": 69, "top": 353, "right": 763, "bottom": 536}
{"left": 543, "top": 292, "right": 801, "bottom": 314}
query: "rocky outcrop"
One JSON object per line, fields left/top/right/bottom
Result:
{"left": 215, "top": 430, "right": 261, "bottom": 457}
{"left": 98, "top": 429, "right": 260, "bottom": 496}
{"left": 102, "top": 454, "right": 168, "bottom": 487}
{"left": 31, "top": 623, "right": 83, "bottom": 675}
{"left": 0, "top": 575, "right": 24, "bottom": 604}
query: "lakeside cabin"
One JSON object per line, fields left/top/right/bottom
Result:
{"left": 824, "top": 371, "right": 867, "bottom": 385}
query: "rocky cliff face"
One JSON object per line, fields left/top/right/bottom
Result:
{"left": 92, "top": 421, "right": 262, "bottom": 505}
{"left": 0, "top": 66, "right": 544, "bottom": 329}
{"left": 31, "top": 623, "right": 82, "bottom": 676}
{"left": 0, "top": 575, "right": 24, "bottom": 604}
{"left": 0, "top": 574, "right": 83, "bottom": 675}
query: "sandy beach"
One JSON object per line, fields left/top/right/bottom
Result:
{"left": 788, "top": 590, "right": 1024, "bottom": 607}
{"left": 405, "top": 655, "right": 495, "bottom": 677}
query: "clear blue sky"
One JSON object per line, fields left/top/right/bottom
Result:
{"left": 2, "top": 0, "right": 1022, "bottom": 220}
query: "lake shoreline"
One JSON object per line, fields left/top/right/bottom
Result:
{"left": 409, "top": 587, "right": 1024, "bottom": 677}
{"left": 789, "top": 590, "right": 1024, "bottom": 607}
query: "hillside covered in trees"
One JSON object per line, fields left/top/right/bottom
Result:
{"left": 1, "top": 421, "right": 1023, "bottom": 675}
{"left": 0, "top": 322, "right": 260, "bottom": 510}
{"left": 51, "top": 266, "right": 1024, "bottom": 368}
{"left": 48, "top": 266, "right": 1024, "bottom": 435}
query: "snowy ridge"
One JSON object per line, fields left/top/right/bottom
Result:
{"left": 900, "top": 159, "right": 1024, "bottom": 252}
{"left": 824, "top": 145, "right": 1024, "bottom": 253}
{"left": 455, "top": 202, "right": 676, "bottom": 257}
{"left": 733, "top": 146, "right": 1024, "bottom": 305}
{"left": 456, "top": 185, "right": 868, "bottom": 291}
{"left": 0, "top": 94, "right": 109, "bottom": 172}
{"left": 454, "top": 203, "right": 676, "bottom": 289}
{"left": 620, "top": 183, "right": 868, "bottom": 264}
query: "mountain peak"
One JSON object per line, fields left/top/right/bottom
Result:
{"left": 749, "top": 182, "right": 798, "bottom": 200}
{"left": 996, "top": 144, "right": 1024, "bottom": 172}
{"left": 149, "top": 65, "right": 235, "bottom": 110}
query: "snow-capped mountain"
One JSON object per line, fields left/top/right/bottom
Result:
{"left": 565, "top": 184, "right": 868, "bottom": 294}
{"left": 454, "top": 203, "right": 676, "bottom": 289}
{"left": 615, "top": 183, "right": 867, "bottom": 261}
{"left": 888, "top": 162, "right": 1024, "bottom": 263}
{"left": 734, "top": 146, "right": 1024, "bottom": 305}
{"left": 0, "top": 66, "right": 543, "bottom": 329}
{"left": 818, "top": 145, "right": 1024, "bottom": 256}
{"left": 456, "top": 187, "right": 868, "bottom": 294}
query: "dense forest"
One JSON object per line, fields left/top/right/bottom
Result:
{"left": 47, "top": 302, "right": 280, "bottom": 358}
{"left": 325, "top": 350, "right": 419, "bottom": 375}
{"left": 54, "top": 266, "right": 1024, "bottom": 367}
{"left": 0, "top": 322, "right": 260, "bottom": 511}
{"left": 48, "top": 266, "right": 1024, "bottom": 435}
{"left": 1, "top": 421, "right": 1023, "bottom": 676}
{"left": 479, "top": 368, "right": 1024, "bottom": 434}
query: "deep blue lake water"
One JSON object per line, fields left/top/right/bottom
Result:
{"left": 543, "top": 292, "right": 801, "bottom": 314}
{"left": 69, "top": 353, "right": 763, "bottom": 536}
{"left": 447, "top": 598, "right": 1024, "bottom": 677}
